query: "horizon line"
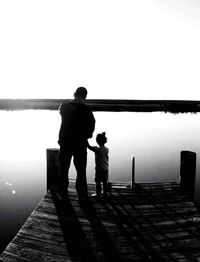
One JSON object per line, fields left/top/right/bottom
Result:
{"left": 0, "top": 98, "right": 199, "bottom": 113}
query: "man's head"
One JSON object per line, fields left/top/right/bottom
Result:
{"left": 74, "top": 87, "right": 88, "bottom": 101}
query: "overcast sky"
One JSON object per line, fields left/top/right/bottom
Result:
{"left": 1, "top": 0, "right": 200, "bottom": 99}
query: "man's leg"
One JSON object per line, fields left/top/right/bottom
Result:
{"left": 73, "top": 145, "right": 88, "bottom": 199}
{"left": 58, "top": 145, "right": 72, "bottom": 196}
{"left": 102, "top": 179, "right": 108, "bottom": 196}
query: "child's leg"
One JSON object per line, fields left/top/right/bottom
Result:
{"left": 95, "top": 172, "right": 102, "bottom": 197}
{"left": 102, "top": 171, "right": 108, "bottom": 195}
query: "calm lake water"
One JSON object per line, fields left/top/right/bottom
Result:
{"left": 0, "top": 110, "right": 200, "bottom": 253}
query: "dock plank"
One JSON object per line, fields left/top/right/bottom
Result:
{"left": 1, "top": 182, "right": 200, "bottom": 261}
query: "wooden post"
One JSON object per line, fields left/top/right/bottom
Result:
{"left": 180, "top": 150, "right": 196, "bottom": 198}
{"left": 131, "top": 156, "right": 135, "bottom": 189}
{"left": 46, "top": 148, "right": 60, "bottom": 191}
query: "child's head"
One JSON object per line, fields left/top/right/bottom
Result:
{"left": 96, "top": 132, "right": 107, "bottom": 146}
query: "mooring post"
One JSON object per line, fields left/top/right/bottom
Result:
{"left": 46, "top": 148, "right": 60, "bottom": 191}
{"left": 131, "top": 156, "right": 135, "bottom": 189}
{"left": 180, "top": 150, "right": 196, "bottom": 198}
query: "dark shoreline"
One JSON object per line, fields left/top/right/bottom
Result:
{"left": 0, "top": 99, "right": 199, "bottom": 113}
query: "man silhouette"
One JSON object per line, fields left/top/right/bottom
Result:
{"left": 58, "top": 87, "right": 95, "bottom": 201}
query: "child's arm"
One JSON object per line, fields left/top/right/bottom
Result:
{"left": 87, "top": 141, "right": 97, "bottom": 152}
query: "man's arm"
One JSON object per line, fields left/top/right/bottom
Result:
{"left": 86, "top": 109, "right": 95, "bottom": 138}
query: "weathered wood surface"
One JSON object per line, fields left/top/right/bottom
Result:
{"left": 1, "top": 181, "right": 200, "bottom": 261}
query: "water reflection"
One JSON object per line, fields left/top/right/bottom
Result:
{"left": 0, "top": 110, "right": 200, "bottom": 253}
{"left": 0, "top": 180, "right": 16, "bottom": 195}
{"left": 0, "top": 110, "right": 200, "bottom": 188}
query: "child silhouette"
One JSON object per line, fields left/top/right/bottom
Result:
{"left": 87, "top": 132, "right": 109, "bottom": 198}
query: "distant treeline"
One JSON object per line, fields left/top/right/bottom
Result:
{"left": 0, "top": 99, "right": 199, "bottom": 113}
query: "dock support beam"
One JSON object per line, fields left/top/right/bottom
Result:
{"left": 180, "top": 151, "right": 196, "bottom": 198}
{"left": 131, "top": 156, "right": 135, "bottom": 188}
{"left": 46, "top": 148, "right": 60, "bottom": 191}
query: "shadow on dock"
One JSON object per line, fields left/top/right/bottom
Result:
{"left": 1, "top": 182, "right": 200, "bottom": 261}
{"left": 52, "top": 196, "right": 96, "bottom": 261}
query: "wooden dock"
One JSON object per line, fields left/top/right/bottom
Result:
{"left": 1, "top": 181, "right": 200, "bottom": 261}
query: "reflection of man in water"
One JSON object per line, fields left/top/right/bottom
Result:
{"left": 58, "top": 87, "right": 95, "bottom": 201}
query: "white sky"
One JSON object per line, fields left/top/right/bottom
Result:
{"left": 1, "top": 0, "right": 200, "bottom": 99}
